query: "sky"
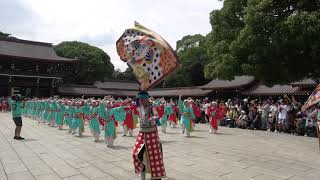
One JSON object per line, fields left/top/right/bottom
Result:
{"left": 0, "top": 0, "right": 222, "bottom": 71}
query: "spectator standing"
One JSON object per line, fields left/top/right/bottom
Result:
{"left": 277, "top": 100, "right": 289, "bottom": 133}
{"left": 10, "top": 94, "right": 25, "bottom": 140}
{"left": 260, "top": 100, "right": 270, "bottom": 130}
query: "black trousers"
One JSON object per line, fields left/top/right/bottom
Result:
{"left": 137, "top": 144, "right": 162, "bottom": 180}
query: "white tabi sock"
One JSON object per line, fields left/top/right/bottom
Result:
{"left": 123, "top": 125, "right": 128, "bottom": 136}
{"left": 129, "top": 129, "right": 133, "bottom": 136}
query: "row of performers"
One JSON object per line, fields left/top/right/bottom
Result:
{"left": 22, "top": 96, "right": 226, "bottom": 146}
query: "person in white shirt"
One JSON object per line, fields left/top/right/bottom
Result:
{"left": 203, "top": 98, "right": 211, "bottom": 124}
{"left": 277, "top": 100, "right": 289, "bottom": 133}
{"left": 261, "top": 100, "right": 270, "bottom": 130}
{"left": 268, "top": 102, "right": 278, "bottom": 132}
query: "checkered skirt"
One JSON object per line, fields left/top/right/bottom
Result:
{"left": 133, "top": 130, "right": 166, "bottom": 179}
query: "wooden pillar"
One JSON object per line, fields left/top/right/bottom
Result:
{"left": 50, "top": 79, "right": 55, "bottom": 96}
{"left": 36, "top": 78, "right": 40, "bottom": 97}
{"left": 8, "top": 77, "right": 12, "bottom": 97}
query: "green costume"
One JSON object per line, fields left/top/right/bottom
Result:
{"left": 71, "top": 107, "right": 84, "bottom": 132}
{"left": 44, "top": 101, "right": 50, "bottom": 122}
{"left": 64, "top": 105, "right": 74, "bottom": 128}
{"left": 89, "top": 106, "right": 101, "bottom": 135}
{"left": 99, "top": 104, "right": 125, "bottom": 140}
{"left": 178, "top": 97, "right": 195, "bottom": 132}
{"left": 161, "top": 105, "right": 173, "bottom": 125}
{"left": 56, "top": 103, "right": 66, "bottom": 126}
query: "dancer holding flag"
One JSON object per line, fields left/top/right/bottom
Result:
{"left": 117, "top": 22, "right": 181, "bottom": 179}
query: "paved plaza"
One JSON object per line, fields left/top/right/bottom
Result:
{"left": 0, "top": 113, "right": 319, "bottom": 180}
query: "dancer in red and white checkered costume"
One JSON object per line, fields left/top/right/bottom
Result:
{"left": 132, "top": 91, "right": 165, "bottom": 180}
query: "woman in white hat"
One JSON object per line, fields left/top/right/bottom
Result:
{"left": 178, "top": 95, "right": 196, "bottom": 137}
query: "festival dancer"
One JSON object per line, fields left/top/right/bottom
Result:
{"left": 71, "top": 101, "right": 85, "bottom": 137}
{"left": 168, "top": 100, "right": 178, "bottom": 128}
{"left": 65, "top": 101, "right": 75, "bottom": 133}
{"left": 56, "top": 100, "right": 66, "bottom": 130}
{"left": 36, "top": 100, "right": 44, "bottom": 123}
{"left": 49, "top": 99, "right": 57, "bottom": 127}
{"left": 88, "top": 100, "right": 101, "bottom": 142}
{"left": 208, "top": 101, "right": 222, "bottom": 134}
{"left": 178, "top": 95, "right": 195, "bottom": 137}
{"left": 160, "top": 100, "right": 173, "bottom": 133}
{"left": 190, "top": 99, "right": 201, "bottom": 129}
{"left": 133, "top": 91, "right": 165, "bottom": 180}
{"left": 43, "top": 100, "right": 50, "bottom": 124}
{"left": 156, "top": 99, "right": 164, "bottom": 132}
{"left": 99, "top": 100, "right": 125, "bottom": 148}
{"left": 122, "top": 99, "right": 138, "bottom": 137}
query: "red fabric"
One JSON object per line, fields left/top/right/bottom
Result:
{"left": 122, "top": 105, "right": 138, "bottom": 129}
{"left": 98, "top": 116, "right": 104, "bottom": 126}
{"left": 192, "top": 104, "right": 201, "bottom": 118}
{"left": 208, "top": 107, "right": 221, "bottom": 130}
{"left": 133, "top": 130, "right": 166, "bottom": 179}
{"left": 2, "top": 103, "right": 8, "bottom": 111}
{"left": 156, "top": 105, "right": 165, "bottom": 118}
{"left": 218, "top": 107, "right": 226, "bottom": 120}
{"left": 168, "top": 106, "right": 178, "bottom": 123}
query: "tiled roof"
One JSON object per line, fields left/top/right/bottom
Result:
{"left": 0, "top": 37, "right": 76, "bottom": 62}
{"left": 58, "top": 86, "right": 139, "bottom": 97}
{"left": 243, "top": 85, "right": 300, "bottom": 95}
{"left": 201, "top": 76, "right": 255, "bottom": 89}
{"left": 94, "top": 81, "right": 139, "bottom": 90}
{"left": 290, "top": 79, "right": 317, "bottom": 87}
{"left": 149, "top": 87, "right": 211, "bottom": 97}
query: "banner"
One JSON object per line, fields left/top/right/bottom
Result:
{"left": 302, "top": 84, "right": 320, "bottom": 111}
{"left": 116, "top": 22, "right": 181, "bottom": 90}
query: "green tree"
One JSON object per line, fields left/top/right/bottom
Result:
{"left": 165, "top": 34, "right": 209, "bottom": 87}
{"left": 55, "top": 41, "right": 114, "bottom": 84}
{"left": 111, "top": 67, "right": 135, "bottom": 81}
{"left": 204, "top": 0, "right": 247, "bottom": 80}
{"left": 204, "top": 0, "right": 320, "bottom": 85}
{"left": 0, "top": 31, "right": 10, "bottom": 38}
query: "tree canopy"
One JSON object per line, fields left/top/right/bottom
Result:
{"left": 111, "top": 67, "right": 135, "bottom": 81}
{"left": 0, "top": 31, "right": 10, "bottom": 38}
{"left": 164, "top": 34, "right": 210, "bottom": 87}
{"left": 55, "top": 41, "right": 114, "bottom": 85}
{"left": 204, "top": 0, "right": 320, "bottom": 85}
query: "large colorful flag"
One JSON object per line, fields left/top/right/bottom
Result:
{"left": 116, "top": 22, "right": 181, "bottom": 90}
{"left": 302, "top": 84, "right": 320, "bottom": 111}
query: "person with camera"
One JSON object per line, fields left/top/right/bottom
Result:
{"left": 10, "top": 94, "right": 25, "bottom": 140}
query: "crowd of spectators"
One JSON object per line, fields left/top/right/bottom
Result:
{"left": 195, "top": 95, "right": 319, "bottom": 137}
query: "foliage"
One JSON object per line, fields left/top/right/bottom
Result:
{"left": 111, "top": 67, "right": 135, "bottom": 81}
{"left": 0, "top": 31, "right": 10, "bottom": 38}
{"left": 204, "top": 0, "right": 320, "bottom": 85}
{"left": 164, "top": 34, "right": 210, "bottom": 87}
{"left": 55, "top": 41, "right": 114, "bottom": 85}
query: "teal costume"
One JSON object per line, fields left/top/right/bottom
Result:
{"left": 161, "top": 105, "right": 173, "bottom": 125}
{"left": 71, "top": 107, "right": 83, "bottom": 132}
{"left": 89, "top": 106, "right": 101, "bottom": 135}
{"left": 178, "top": 98, "right": 195, "bottom": 132}
{"left": 44, "top": 102, "right": 50, "bottom": 122}
{"left": 50, "top": 102, "right": 57, "bottom": 124}
{"left": 56, "top": 103, "right": 66, "bottom": 126}
{"left": 99, "top": 104, "right": 126, "bottom": 140}
{"left": 64, "top": 105, "right": 74, "bottom": 128}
